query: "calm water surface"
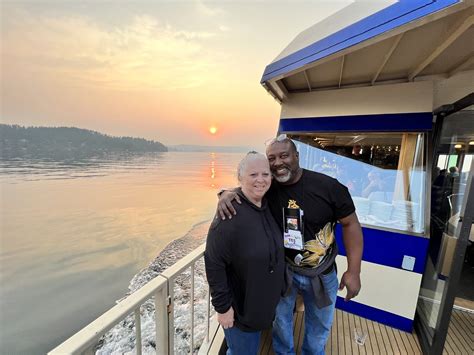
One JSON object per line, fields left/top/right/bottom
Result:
{"left": 0, "top": 152, "right": 242, "bottom": 354}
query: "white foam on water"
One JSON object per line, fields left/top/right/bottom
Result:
{"left": 96, "top": 221, "right": 215, "bottom": 354}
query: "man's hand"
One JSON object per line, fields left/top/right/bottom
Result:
{"left": 339, "top": 270, "right": 361, "bottom": 301}
{"left": 217, "top": 307, "right": 234, "bottom": 329}
{"left": 217, "top": 190, "right": 241, "bottom": 220}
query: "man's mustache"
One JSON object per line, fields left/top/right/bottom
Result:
{"left": 272, "top": 164, "right": 290, "bottom": 171}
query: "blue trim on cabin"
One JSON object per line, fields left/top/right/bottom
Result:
{"left": 261, "top": 0, "right": 461, "bottom": 83}
{"left": 335, "top": 225, "right": 430, "bottom": 274}
{"left": 278, "top": 112, "right": 433, "bottom": 133}
{"left": 336, "top": 297, "right": 414, "bottom": 332}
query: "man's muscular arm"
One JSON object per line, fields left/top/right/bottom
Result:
{"left": 338, "top": 212, "right": 363, "bottom": 301}
{"left": 217, "top": 189, "right": 241, "bottom": 220}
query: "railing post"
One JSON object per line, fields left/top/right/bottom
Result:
{"left": 134, "top": 308, "right": 142, "bottom": 355}
{"left": 168, "top": 278, "right": 175, "bottom": 354}
{"left": 154, "top": 286, "right": 169, "bottom": 354}
{"left": 190, "top": 263, "right": 195, "bottom": 352}
{"left": 206, "top": 284, "right": 210, "bottom": 343}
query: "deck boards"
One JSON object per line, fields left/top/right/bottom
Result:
{"left": 258, "top": 309, "right": 421, "bottom": 355}
{"left": 214, "top": 308, "right": 473, "bottom": 354}
{"left": 442, "top": 309, "right": 474, "bottom": 355}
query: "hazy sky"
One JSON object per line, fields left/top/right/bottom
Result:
{"left": 1, "top": 1, "right": 351, "bottom": 146}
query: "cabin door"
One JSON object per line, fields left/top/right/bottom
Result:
{"left": 415, "top": 95, "right": 474, "bottom": 355}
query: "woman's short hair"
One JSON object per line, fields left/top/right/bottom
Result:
{"left": 237, "top": 151, "right": 268, "bottom": 181}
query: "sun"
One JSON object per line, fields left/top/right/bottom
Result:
{"left": 209, "top": 126, "right": 218, "bottom": 135}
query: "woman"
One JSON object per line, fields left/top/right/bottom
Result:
{"left": 205, "top": 152, "right": 285, "bottom": 355}
{"left": 361, "top": 170, "right": 386, "bottom": 198}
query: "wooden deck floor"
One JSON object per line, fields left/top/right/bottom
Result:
{"left": 442, "top": 309, "right": 474, "bottom": 355}
{"left": 257, "top": 308, "right": 473, "bottom": 355}
{"left": 258, "top": 309, "right": 421, "bottom": 354}
{"left": 209, "top": 308, "right": 473, "bottom": 354}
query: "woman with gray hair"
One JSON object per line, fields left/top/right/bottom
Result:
{"left": 205, "top": 151, "right": 285, "bottom": 354}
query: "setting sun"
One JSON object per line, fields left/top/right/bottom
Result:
{"left": 209, "top": 126, "right": 218, "bottom": 135}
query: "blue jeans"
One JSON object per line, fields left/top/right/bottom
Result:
{"left": 272, "top": 269, "right": 339, "bottom": 355}
{"left": 224, "top": 326, "right": 261, "bottom": 355}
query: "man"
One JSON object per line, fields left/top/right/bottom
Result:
{"left": 351, "top": 144, "right": 363, "bottom": 158}
{"left": 351, "top": 144, "right": 369, "bottom": 163}
{"left": 448, "top": 166, "right": 459, "bottom": 178}
{"left": 218, "top": 136, "right": 363, "bottom": 354}
{"left": 361, "top": 170, "right": 385, "bottom": 198}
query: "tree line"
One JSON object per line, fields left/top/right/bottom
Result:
{"left": 0, "top": 125, "right": 168, "bottom": 160}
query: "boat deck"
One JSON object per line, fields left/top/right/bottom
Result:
{"left": 208, "top": 308, "right": 473, "bottom": 354}
{"left": 442, "top": 309, "right": 474, "bottom": 355}
{"left": 258, "top": 309, "right": 421, "bottom": 355}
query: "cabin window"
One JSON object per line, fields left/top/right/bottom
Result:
{"left": 288, "top": 132, "right": 427, "bottom": 234}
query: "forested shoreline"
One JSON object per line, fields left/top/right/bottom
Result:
{"left": 0, "top": 125, "right": 167, "bottom": 159}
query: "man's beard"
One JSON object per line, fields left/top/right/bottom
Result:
{"left": 273, "top": 168, "right": 292, "bottom": 183}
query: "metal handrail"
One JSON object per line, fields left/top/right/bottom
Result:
{"left": 49, "top": 243, "right": 210, "bottom": 355}
{"left": 447, "top": 193, "right": 464, "bottom": 216}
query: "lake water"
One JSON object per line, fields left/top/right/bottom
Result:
{"left": 0, "top": 152, "right": 243, "bottom": 354}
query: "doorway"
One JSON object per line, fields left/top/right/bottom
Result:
{"left": 415, "top": 95, "right": 474, "bottom": 355}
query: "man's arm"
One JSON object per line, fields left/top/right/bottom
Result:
{"left": 217, "top": 189, "right": 241, "bottom": 220}
{"left": 338, "top": 212, "right": 363, "bottom": 301}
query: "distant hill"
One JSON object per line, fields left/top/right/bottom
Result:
{"left": 168, "top": 144, "right": 255, "bottom": 153}
{"left": 0, "top": 125, "right": 167, "bottom": 159}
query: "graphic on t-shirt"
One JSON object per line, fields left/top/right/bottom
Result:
{"left": 287, "top": 199, "right": 299, "bottom": 209}
{"left": 297, "top": 222, "right": 335, "bottom": 267}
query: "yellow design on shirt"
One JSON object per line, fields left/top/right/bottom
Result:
{"left": 299, "top": 222, "right": 335, "bottom": 267}
{"left": 288, "top": 199, "right": 299, "bottom": 209}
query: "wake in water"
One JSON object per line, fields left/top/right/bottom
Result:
{"left": 96, "top": 221, "right": 215, "bottom": 354}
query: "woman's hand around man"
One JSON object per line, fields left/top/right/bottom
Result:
{"left": 217, "top": 306, "right": 235, "bottom": 329}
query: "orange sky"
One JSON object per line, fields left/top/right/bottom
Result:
{"left": 1, "top": 1, "right": 349, "bottom": 147}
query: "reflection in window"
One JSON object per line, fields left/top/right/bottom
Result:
{"left": 437, "top": 154, "right": 448, "bottom": 170}
{"left": 290, "top": 133, "right": 426, "bottom": 234}
{"left": 461, "top": 154, "right": 473, "bottom": 173}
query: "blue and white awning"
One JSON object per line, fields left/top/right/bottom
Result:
{"left": 261, "top": 0, "right": 473, "bottom": 101}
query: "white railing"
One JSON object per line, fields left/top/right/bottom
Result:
{"left": 49, "top": 243, "right": 221, "bottom": 355}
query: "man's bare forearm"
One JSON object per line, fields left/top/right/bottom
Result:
{"left": 217, "top": 189, "right": 240, "bottom": 219}
{"left": 217, "top": 187, "right": 238, "bottom": 196}
{"left": 340, "top": 213, "right": 363, "bottom": 274}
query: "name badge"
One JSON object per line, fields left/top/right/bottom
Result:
{"left": 283, "top": 206, "right": 305, "bottom": 251}
{"left": 284, "top": 230, "right": 304, "bottom": 250}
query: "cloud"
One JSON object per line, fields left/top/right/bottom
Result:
{"left": 195, "top": 0, "right": 225, "bottom": 17}
{"left": 2, "top": 10, "right": 223, "bottom": 91}
{"left": 219, "top": 25, "right": 230, "bottom": 32}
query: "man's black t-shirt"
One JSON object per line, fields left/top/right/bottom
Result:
{"left": 266, "top": 169, "right": 355, "bottom": 265}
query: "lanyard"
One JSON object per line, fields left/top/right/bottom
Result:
{"left": 279, "top": 171, "right": 306, "bottom": 238}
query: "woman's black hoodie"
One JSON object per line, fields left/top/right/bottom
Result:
{"left": 205, "top": 188, "right": 285, "bottom": 332}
